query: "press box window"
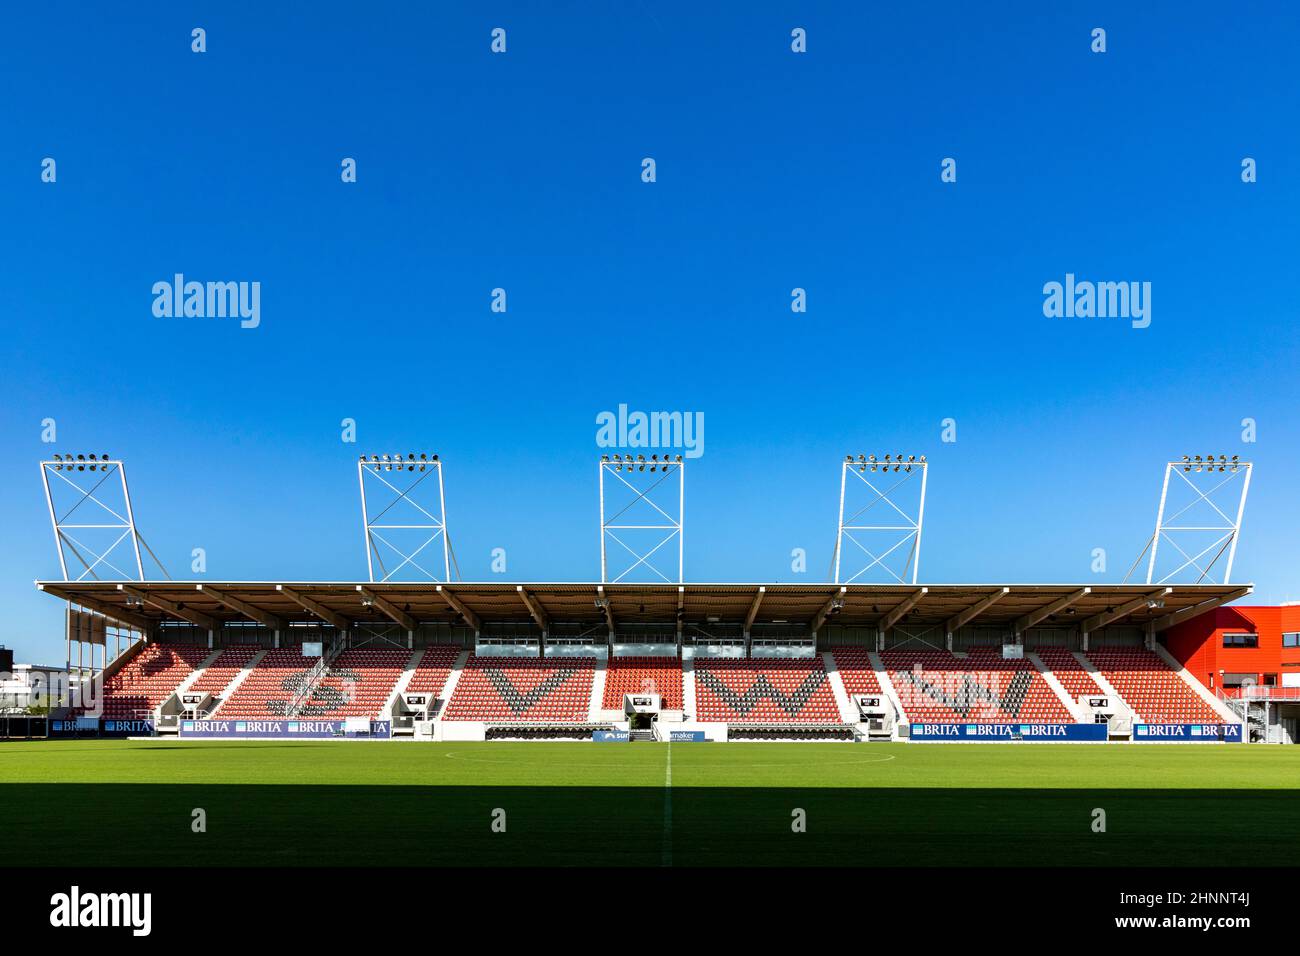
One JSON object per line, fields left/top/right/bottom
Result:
{"left": 1222, "top": 633, "right": 1258, "bottom": 648}
{"left": 1283, "top": 633, "right": 1300, "bottom": 648}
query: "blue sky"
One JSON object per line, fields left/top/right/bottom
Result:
{"left": 2, "top": 2, "right": 1298, "bottom": 664}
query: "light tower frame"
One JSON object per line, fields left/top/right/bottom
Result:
{"left": 357, "top": 454, "right": 452, "bottom": 583}
{"left": 1130, "top": 455, "right": 1252, "bottom": 586}
{"left": 599, "top": 454, "right": 684, "bottom": 584}
{"left": 833, "top": 454, "right": 928, "bottom": 586}
{"left": 39, "top": 455, "right": 151, "bottom": 581}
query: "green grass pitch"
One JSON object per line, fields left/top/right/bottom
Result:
{"left": 3, "top": 739, "right": 1297, "bottom": 867}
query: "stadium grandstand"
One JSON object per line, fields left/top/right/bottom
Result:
{"left": 22, "top": 450, "right": 1296, "bottom": 745}
{"left": 32, "top": 579, "right": 1297, "bottom": 744}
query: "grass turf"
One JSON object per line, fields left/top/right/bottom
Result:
{"left": 3, "top": 739, "right": 1297, "bottom": 866}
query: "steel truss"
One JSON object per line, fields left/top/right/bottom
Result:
{"left": 833, "top": 454, "right": 928, "bottom": 585}
{"left": 599, "top": 454, "right": 684, "bottom": 584}
{"left": 1127, "top": 456, "right": 1252, "bottom": 585}
{"left": 357, "top": 454, "right": 453, "bottom": 582}
{"left": 39, "top": 455, "right": 169, "bottom": 582}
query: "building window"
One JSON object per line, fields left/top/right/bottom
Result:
{"left": 1263, "top": 673, "right": 1278, "bottom": 686}
{"left": 1283, "top": 633, "right": 1300, "bottom": 648}
{"left": 1222, "top": 633, "right": 1258, "bottom": 648}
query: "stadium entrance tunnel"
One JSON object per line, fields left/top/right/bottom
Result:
{"left": 5, "top": 784, "right": 1299, "bottom": 868}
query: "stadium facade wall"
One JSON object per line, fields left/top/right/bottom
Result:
{"left": 1164, "top": 605, "right": 1300, "bottom": 694}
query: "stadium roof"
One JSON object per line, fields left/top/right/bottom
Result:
{"left": 36, "top": 580, "right": 1252, "bottom": 635}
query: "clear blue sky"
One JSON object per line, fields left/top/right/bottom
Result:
{"left": 2, "top": 2, "right": 1298, "bottom": 664}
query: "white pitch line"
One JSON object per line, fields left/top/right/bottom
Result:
{"left": 662, "top": 741, "right": 673, "bottom": 867}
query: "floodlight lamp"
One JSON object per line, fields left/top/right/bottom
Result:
{"left": 675, "top": 455, "right": 682, "bottom": 462}
{"left": 77, "top": 454, "right": 85, "bottom": 460}
{"left": 431, "top": 454, "right": 438, "bottom": 461}
{"left": 869, "top": 455, "right": 877, "bottom": 462}
{"left": 845, "top": 455, "right": 853, "bottom": 463}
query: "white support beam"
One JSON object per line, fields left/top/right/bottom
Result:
{"left": 810, "top": 587, "right": 847, "bottom": 634}
{"left": 1151, "top": 586, "right": 1252, "bottom": 633}
{"left": 1082, "top": 588, "right": 1172, "bottom": 634}
{"left": 597, "top": 585, "right": 616, "bottom": 638}
{"left": 744, "top": 586, "right": 766, "bottom": 634}
{"left": 357, "top": 586, "right": 418, "bottom": 632}
{"left": 880, "top": 588, "right": 926, "bottom": 634}
{"left": 197, "top": 585, "right": 285, "bottom": 631}
{"left": 516, "top": 586, "right": 549, "bottom": 635}
{"left": 119, "top": 584, "right": 215, "bottom": 630}
{"left": 39, "top": 583, "right": 154, "bottom": 632}
{"left": 278, "top": 585, "right": 351, "bottom": 632}
{"left": 1015, "top": 587, "right": 1090, "bottom": 636}
{"left": 946, "top": 587, "right": 1010, "bottom": 637}
{"left": 436, "top": 586, "right": 481, "bottom": 632}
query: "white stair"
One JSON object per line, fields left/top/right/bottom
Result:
{"left": 208, "top": 649, "right": 267, "bottom": 717}
{"left": 821, "top": 651, "right": 857, "bottom": 723}
{"left": 1151, "top": 643, "right": 1242, "bottom": 722}
{"left": 174, "top": 649, "right": 222, "bottom": 696}
{"left": 433, "top": 649, "right": 471, "bottom": 722}
{"left": 680, "top": 656, "right": 697, "bottom": 719}
{"left": 381, "top": 648, "right": 425, "bottom": 718}
{"left": 588, "top": 655, "right": 609, "bottom": 720}
{"left": 868, "top": 651, "right": 908, "bottom": 726}
{"left": 1072, "top": 651, "right": 1134, "bottom": 717}
{"left": 1027, "top": 652, "right": 1080, "bottom": 717}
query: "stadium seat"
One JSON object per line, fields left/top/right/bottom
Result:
{"left": 1034, "top": 646, "right": 1105, "bottom": 703}
{"left": 882, "top": 648, "right": 1073, "bottom": 723}
{"left": 405, "top": 645, "right": 463, "bottom": 697}
{"left": 693, "top": 658, "right": 841, "bottom": 723}
{"left": 187, "top": 645, "right": 261, "bottom": 705}
{"left": 298, "top": 648, "right": 413, "bottom": 719}
{"left": 830, "top": 647, "right": 883, "bottom": 695}
{"left": 442, "top": 656, "right": 595, "bottom": 721}
{"left": 603, "top": 656, "right": 683, "bottom": 710}
{"left": 1083, "top": 647, "right": 1223, "bottom": 724}
{"left": 214, "top": 648, "right": 316, "bottom": 718}
{"left": 95, "top": 642, "right": 210, "bottom": 719}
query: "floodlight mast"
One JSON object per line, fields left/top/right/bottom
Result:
{"left": 357, "top": 453, "right": 452, "bottom": 583}
{"left": 599, "top": 454, "right": 685, "bottom": 584}
{"left": 1133, "top": 455, "right": 1252, "bottom": 585}
{"left": 833, "top": 454, "right": 928, "bottom": 586}
{"left": 39, "top": 455, "right": 147, "bottom": 581}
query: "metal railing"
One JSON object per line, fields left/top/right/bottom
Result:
{"left": 1219, "top": 686, "right": 1300, "bottom": 702}
{"left": 285, "top": 644, "right": 339, "bottom": 717}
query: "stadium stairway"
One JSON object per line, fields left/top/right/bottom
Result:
{"left": 1070, "top": 650, "right": 1126, "bottom": 706}
{"left": 431, "top": 649, "right": 471, "bottom": 726}
{"left": 207, "top": 649, "right": 267, "bottom": 715}
{"left": 588, "top": 656, "right": 608, "bottom": 721}
{"left": 820, "top": 651, "right": 858, "bottom": 723}
{"left": 680, "top": 655, "right": 698, "bottom": 719}
{"left": 170, "top": 649, "right": 222, "bottom": 698}
{"left": 1151, "top": 644, "right": 1241, "bottom": 723}
{"left": 381, "top": 648, "right": 425, "bottom": 717}
{"left": 867, "top": 651, "right": 908, "bottom": 726}
{"left": 1025, "top": 652, "right": 1082, "bottom": 718}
